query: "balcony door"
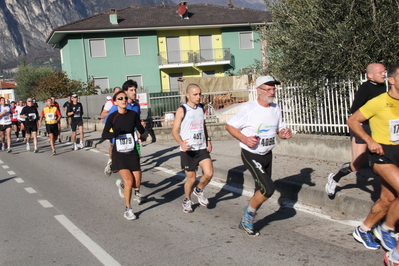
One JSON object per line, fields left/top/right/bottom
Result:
{"left": 166, "top": 37, "right": 181, "bottom": 64}
{"left": 199, "top": 35, "right": 213, "bottom": 62}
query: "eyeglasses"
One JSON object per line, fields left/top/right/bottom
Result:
{"left": 27, "top": 101, "right": 32, "bottom": 102}
{"left": 117, "top": 96, "right": 128, "bottom": 101}
{"left": 258, "top": 87, "right": 276, "bottom": 93}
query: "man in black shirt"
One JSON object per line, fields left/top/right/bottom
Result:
{"left": 19, "top": 98, "right": 40, "bottom": 153}
{"left": 62, "top": 95, "right": 72, "bottom": 127}
{"left": 67, "top": 94, "right": 85, "bottom": 150}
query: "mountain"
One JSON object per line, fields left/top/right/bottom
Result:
{"left": 0, "top": 0, "right": 266, "bottom": 73}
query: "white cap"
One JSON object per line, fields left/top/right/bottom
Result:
{"left": 255, "top": 75, "right": 281, "bottom": 88}
{"left": 106, "top": 96, "right": 112, "bottom": 100}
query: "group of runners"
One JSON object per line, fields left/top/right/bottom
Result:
{"left": 0, "top": 95, "right": 85, "bottom": 155}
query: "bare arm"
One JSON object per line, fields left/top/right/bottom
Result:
{"left": 347, "top": 110, "right": 383, "bottom": 155}
{"left": 225, "top": 124, "right": 259, "bottom": 148}
{"left": 171, "top": 107, "right": 190, "bottom": 152}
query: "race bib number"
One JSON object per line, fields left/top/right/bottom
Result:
{"left": 13, "top": 113, "right": 18, "bottom": 119}
{"left": 189, "top": 129, "right": 204, "bottom": 146}
{"left": 28, "top": 113, "right": 36, "bottom": 121}
{"left": 115, "top": 133, "right": 135, "bottom": 153}
{"left": 390, "top": 119, "right": 399, "bottom": 144}
{"left": 257, "top": 131, "right": 276, "bottom": 155}
{"left": 46, "top": 113, "right": 55, "bottom": 121}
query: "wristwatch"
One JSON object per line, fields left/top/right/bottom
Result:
{"left": 207, "top": 137, "right": 211, "bottom": 141}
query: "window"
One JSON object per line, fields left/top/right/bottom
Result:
{"left": 60, "top": 48, "right": 63, "bottom": 65}
{"left": 169, "top": 73, "right": 182, "bottom": 92}
{"left": 239, "top": 32, "right": 253, "bottom": 49}
{"left": 89, "top": 39, "right": 106, "bottom": 57}
{"left": 124, "top": 38, "right": 140, "bottom": 56}
{"left": 94, "top": 77, "right": 109, "bottom": 93}
{"left": 127, "top": 75, "right": 143, "bottom": 89}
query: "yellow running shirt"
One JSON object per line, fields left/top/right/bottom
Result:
{"left": 359, "top": 92, "right": 399, "bottom": 145}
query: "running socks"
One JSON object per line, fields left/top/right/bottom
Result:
{"left": 246, "top": 205, "right": 257, "bottom": 215}
{"left": 333, "top": 162, "right": 352, "bottom": 183}
{"left": 359, "top": 223, "right": 372, "bottom": 233}
{"left": 195, "top": 187, "right": 203, "bottom": 193}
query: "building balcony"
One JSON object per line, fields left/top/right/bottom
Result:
{"left": 158, "top": 48, "right": 231, "bottom": 69}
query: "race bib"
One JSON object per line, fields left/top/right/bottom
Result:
{"left": 115, "top": 133, "right": 135, "bottom": 153}
{"left": 12, "top": 113, "right": 18, "bottom": 119}
{"left": 257, "top": 131, "right": 276, "bottom": 155}
{"left": 189, "top": 129, "right": 204, "bottom": 146}
{"left": 389, "top": 119, "right": 399, "bottom": 144}
{"left": 28, "top": 113, "right": 36, "bottom": 122}
{"left": 46, "top": 113, "right": 55, "bottom": 121}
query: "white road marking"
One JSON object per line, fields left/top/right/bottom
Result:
{"left": 38, "top": 200, "right": 53, "bottom": 208}
{"left": 90, "top": 149, "right": 100, "bottom": 153}
{"left": 0, "top": 159, "right": 3, "bottom": 164}
{"left": 154, "top": 166, "right": 361, "bottom": 227}
{"left": 55, "top": 215, "right": 121, "bottom": 266}
{"left": 8, "top": 171, "right": 16, "bottom": 176}
{"left": 24, "top": 187, "right": 37, "bottom": 194}
{"left": 2, "top": 165, "right": 9, "bottom": 169}
{"left": 14, "top": 178, "right": 24, "bottom": 183}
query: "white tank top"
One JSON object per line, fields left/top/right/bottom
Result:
{"left": 179, "top": 104, "right": 206, "bottom": 151}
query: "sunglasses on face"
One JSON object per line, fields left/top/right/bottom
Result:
{"left": 117, "top": 96, "right": 128, "bottom": 101}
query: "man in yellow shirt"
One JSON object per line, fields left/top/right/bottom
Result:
{"left": 39, "top": 98, "right": 61, "bottom": 155}
{"left": 348, "top": 64, "right": 399, "bottom": 262}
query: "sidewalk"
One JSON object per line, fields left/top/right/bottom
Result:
{"left": 49, "top": 128, "right": 379, "bottom": 221}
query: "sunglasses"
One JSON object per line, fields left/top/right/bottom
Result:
{"left": 117, "top": 96, "right": 128, "bottom": 101}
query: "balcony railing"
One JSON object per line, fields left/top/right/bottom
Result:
{"left": 158, "top": 48, "right": 231, "bottom": 66}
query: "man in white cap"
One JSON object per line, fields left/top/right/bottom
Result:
{"left": 226, "top": 75, "right": 292, "bottom": 236}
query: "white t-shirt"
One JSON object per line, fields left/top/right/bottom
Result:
{"left": 179, "top": 104, "right": 207, "bottom": 151}
{"left": 0, "top": 106, "right": 11, "bottom": 125}
{"left": 103, "top": 99, "right": 114, "bottom": 112}
{"left": 227, "top": 100, "right": 286, "bottom": 155}
{"left": 16, "top": 105, "right": 25, "bottom": 121}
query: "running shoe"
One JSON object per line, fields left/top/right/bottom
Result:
{"left": 16, "top": 138, "right": 20, "bottom": 142}
{"left": 385, "top": 250, "right": 399, "bottom": 266}
{"left": 353, "top": 226, "right": 380, "bottom": 250}
{"left": 193, "top": 187, "right": 209, "bottom": 206}
{"left": 7, "top": 148, "right": 11, "bottom": 153}
{"left": 52, "top": 150, "right": 56, "bottom": 156}
{"left": 2, "top": 144, "right": 5, "bottom": 151}
{"left": 124, "top": 206, "right": 136, "bottom": 220}
{"left": 373, "top": 225, "right": 397, "bottom": 251}
{"left": 104, "top": 159, "right": 112, "bottom": 177}
{"left": 116, "top": 179, "right": 125, "bottom": 198}
{"left": 133, "top": 190, "right": 143, "bottom": 203}
{"left": 325, "top": 173, "right": 337, "bottom": 197}
{"left": 26, "top": 143, "right": 30, "bottom": 151}
{"left": 34, "top": 148, "right": 39, "bottom": 153}
{"left": 58, "top": 138, "right": 62, "bottom": 143}
{"left": 182, "top": 199, "right": 193, "bottom": 213}
{"left": 23, "top": 138, "right": 26, "bottom": 143}
{"left": 79, "top": 141, "right": 84, "bottom": 149}
{"left": 238, "top": 208, "right": 260, "bottom": 236}
{"left": 74, "top": 143, "right": 78, "bottom": 151}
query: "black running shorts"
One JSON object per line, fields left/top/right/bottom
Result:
{"left": 369, "top": 144, "right": 399, "bottom": 168}
{"left": 180, "top": 149, "right": 210, "bottom": 171}
{"left": 241, "top": 148, "right": 275, "bottom": 198}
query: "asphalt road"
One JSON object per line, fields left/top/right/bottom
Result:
{"left": 0, "top": 136, "right": 385, "bottom": 266}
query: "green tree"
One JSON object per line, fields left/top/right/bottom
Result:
{"left": 261, "top": 0, "right": 399, "bottom": 82}
{"left": 32, "top": 71, "right": 99, "bottom": 101}
{"left": 15, "top": 60, "right": 53, "bottom": 100}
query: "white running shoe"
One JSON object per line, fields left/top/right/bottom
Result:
{"left": 79, "top": 141, "right": 84, "bottom": 149}
{"left": 133, "top": 191, "right": 143, "bottom": 203}
{"left": 325, "top": 173, "right": 337, "bottom": 197}
{"left": 124, "top": 207, "right": 136, "bottom": 220}
{"left": 104, "top": 159, "right": 112, "bottom": 177}
{"left": 182, "top": 199, "right": 193, "bottom": 213}
{"left": 74, "top": 143, "right": 78, "bottom": 151}
{"left": 116, "top": 179, "right": 125, "bottom": 198}
{"left": 2, "top": 144, "right": 5, "bottom": 151}
{"left": 16, "top": 138, "right": 20, "bottom": 142}
{"left": 193, "top": 188, "right": 209, "bottom": 206}
{"left": 26, "top": 143, "right": 30, "bottom": 151}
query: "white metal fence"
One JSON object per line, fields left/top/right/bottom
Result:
{"left": 148, "top": 79, "right": 359, "bottom": 135}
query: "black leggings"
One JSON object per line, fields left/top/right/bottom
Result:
{"left": 241, "top": 149, "right": 275, "bottom": 198}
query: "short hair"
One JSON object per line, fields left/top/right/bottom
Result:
{"left": 113, "top": 87, "right": 121, "bottom": 93}
{"left": 122, "top": 80, "right": 138, "bottom": 91}
{"left": 388, "top": 64, "right": 399, "bottom": 78}
{"left": 113, "top": 90, "right": 127, "bottom": 101}
{"left": 186, "top": 83, "right": 200, "bottom": 94}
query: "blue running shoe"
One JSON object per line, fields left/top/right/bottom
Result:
{"left": 238, "top": 208, "right": 260, "bottom": 237}
{"left": 373, "top": 225, "right": 397, "bottom": 251}
{"left": 353, "top": 226, "right": 380, "bottom": 250}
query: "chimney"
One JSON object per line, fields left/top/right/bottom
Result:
{"left": 109, "top": 9, "right": 118, "bottom": 25}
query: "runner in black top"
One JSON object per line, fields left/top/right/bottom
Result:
{"left": 20, "top": 98, "right": 39, "bottom": 152}
{"left": 102, "top": 91, "right": 145, "bottom": 220}
{"left": 67, "top": 94, "right": 85, "bottom": 150}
